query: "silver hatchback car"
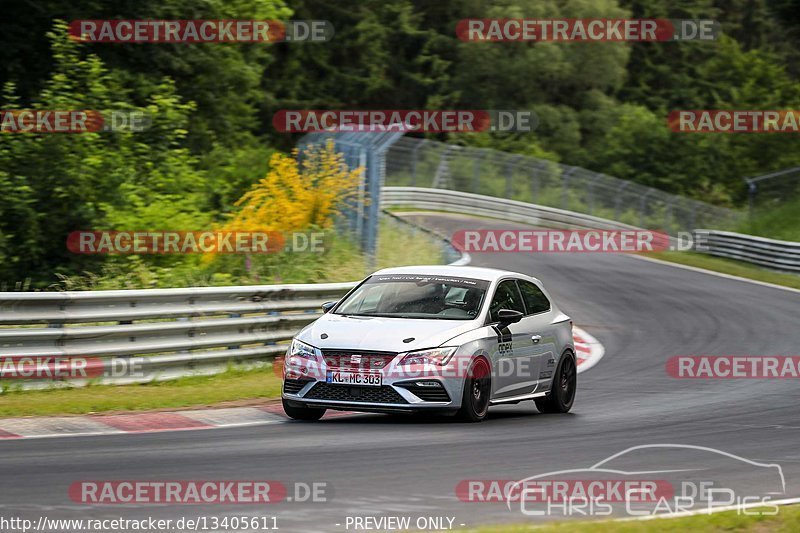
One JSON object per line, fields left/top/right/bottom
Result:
{"left": 282, "top": 266, "right": 576, "bottom": 422}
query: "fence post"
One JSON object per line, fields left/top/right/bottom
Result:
{"left": 505, "top": 155, "right": 524, "bottom": 199}
{"left": 530, "top": 161, "right": 545, "bottom": 202}
{"left": 639, "top": 190, "right": 653, "bottom": 228}
{"left": 355, "top": 145, "right": 367, "bottom": 242}
{"left": 411, "top": 140, "right": 425, "bottom": 187}
{"left": 473, "top": 149, "right": 487, "bottom": 194}
{"left": 746, "top": 179, "right": 757, "bottom": 223}
{"left": 562, "top": 167, "right": 576, "bottom": 210}
{"left": 587, "top": 173, "right": 602, "bottom": 215}
{"left": 664, "top": 197, "right": 675, "bottom": 234}
{"left": 614, "top": 182, "right": 630, "bottom": 220}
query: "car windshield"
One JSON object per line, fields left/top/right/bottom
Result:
{"left": 334, "top": 274, "right": 489, "bottom": 320}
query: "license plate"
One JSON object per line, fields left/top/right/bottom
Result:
{"left": 326, "top": 370, "right": 382, "bottom": 387}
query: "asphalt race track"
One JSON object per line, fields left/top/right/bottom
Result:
{"left": 1, "top": 213, "right": 799, "bottom": 533}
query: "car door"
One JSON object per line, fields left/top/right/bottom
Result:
{"left": 487, "top": 279, "right": 537, "bottom": 400}
{"left": 516, "top": 279, "right": 557, "bottom": 392}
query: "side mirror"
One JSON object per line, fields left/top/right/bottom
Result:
{"left": 321, "top": 301, "right": 338, "bottom": 313}
{"left": 497, "top": 308, "right": 523, "bottom": 324}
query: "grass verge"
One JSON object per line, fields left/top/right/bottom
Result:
{"left": 738, "top": 198, "right": 800, "bottom": 242}
{"left": 465, "top": 505, "right": 800, "bottom": 532}
{"left": 643, "top": 251, "right": 800, "bottom": 290}
{"left": 0, "top": 366, "right": 283, "bottom": 418}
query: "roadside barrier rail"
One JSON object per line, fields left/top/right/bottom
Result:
{"left": 693, "top": 229, "right": 800, "bottom": 273}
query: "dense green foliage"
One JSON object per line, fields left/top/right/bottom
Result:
{"left": 1, "top": 0, "right": 799, "bottom": 286}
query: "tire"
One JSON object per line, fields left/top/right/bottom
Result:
{"left": 456, "top": 357, "right": 492, "bottom": 422}
{"left": 535, "top": 352, "right": 577, "bottom": 414}
{"left": 282, "top": 398, "right": 326, "bottom": 421}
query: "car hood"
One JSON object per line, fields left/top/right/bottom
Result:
{"left": 295, "top": 313, "right": 480, "bottom": 352}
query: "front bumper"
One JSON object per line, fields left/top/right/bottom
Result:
{"left": 281, "top": 356, "right": 466, "bottom": 413}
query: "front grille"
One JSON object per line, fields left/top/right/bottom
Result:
{"left": 283, "top": 378, "right": 313, "bottom": 394}
{"left": 396, "top": 382, "right": 451, "bottom": 402}
{"left": 305, "top": 382, "right": 408, "bottom": 404}
{"left": 322, "top": 350, "right": 398, "bottom": 370}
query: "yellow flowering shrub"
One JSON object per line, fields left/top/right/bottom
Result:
{"left": 225, "top": 140, "right": 364, "bottom": 233}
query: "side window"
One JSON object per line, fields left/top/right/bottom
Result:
{"left": 489, "top": 280, "right": 526, "bottom": 322}
{"left": 518, "top": 280, "right": 551, "bottom": 315}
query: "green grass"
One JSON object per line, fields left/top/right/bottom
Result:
{"left": 738, "top": 198, "right": 800, "bottom": 242}
{"left": 645, "top": 251, "right": 800, "bottom": 290}
{"left": 0, "top": 366, "right": 283, "bottom": 418}
{"left": 464, "top": 505, "right": 800, "bottom": 532}
{"left": 376, "top": 219, "right": 444, "bottom": 267}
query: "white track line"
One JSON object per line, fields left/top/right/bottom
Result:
{"left": 628, "top": 254, "right": 800, "bottom": 295}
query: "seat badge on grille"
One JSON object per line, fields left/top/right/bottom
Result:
{"left": 350, "top": 354, "right": 362, "bottom": 364}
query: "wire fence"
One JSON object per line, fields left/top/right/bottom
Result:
{"left": 745, "top": 167, "right": 800, "bottom": 217}
{"left": 297, "top": 131, "right": 403, "bottom": 258}
{"left": 385, "top": 137, "right": 743, "bottom": 235}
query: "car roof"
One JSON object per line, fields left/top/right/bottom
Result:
{"left": 371, "top": 265, "right": 541, "bottom": 284}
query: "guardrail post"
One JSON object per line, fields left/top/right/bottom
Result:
{"left": 228, "top": 313, "right": 241, "bottom": 350}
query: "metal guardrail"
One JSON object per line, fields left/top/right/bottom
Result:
{"left": 382, "top": 187, "right": 800, "bottom": 274}
{"left": 0, "top": 283, "right": 357, "bottom": 387}
{"left": 693, "top": 230, "right": 800, "bottom": 273}
{"left": 381, "top": 186, "right": 642, "bottom": 231}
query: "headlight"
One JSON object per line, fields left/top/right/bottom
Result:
{"left": 398, "top": 347, "right": 457, "bottom": 366}
{"left": 287, "top": 338, "right": 320, "bottom": 363}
